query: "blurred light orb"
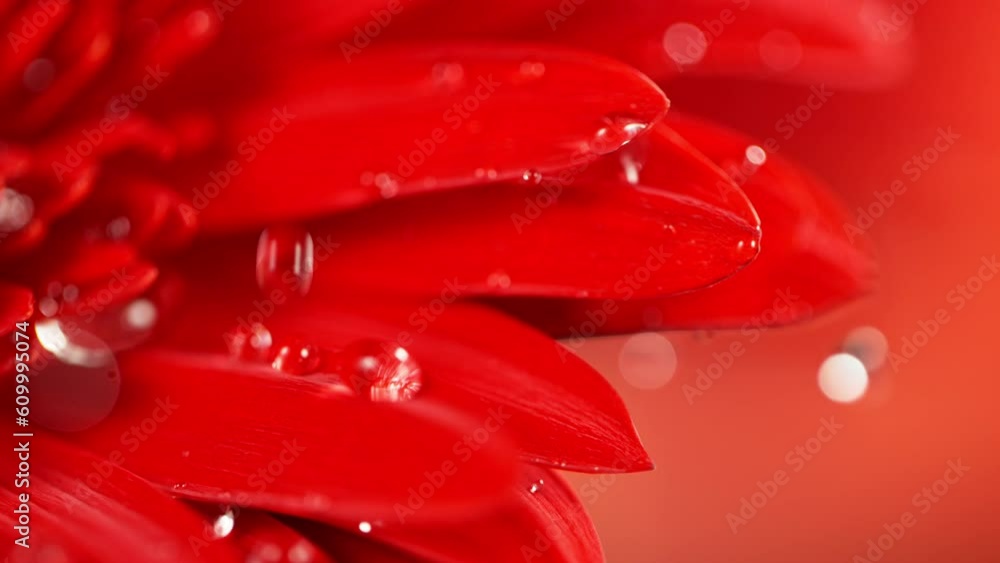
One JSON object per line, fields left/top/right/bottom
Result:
{"left": 663, "top": 23, "right": 709, "bottom": 66}
{"left": 618, "top": 332, "right": 678, "bottom": 390}
{"left": 818, "top": 353, "right": 869, "bottom": 403}
{"left": 745, "top": 145, "right": 768, "bottom": 167}
{"left": 759, "top": 30, "right": 803, "bottom": 72}
{"left": 842, "top": 326, "right": 889, "bottom": 372}
{"left": 23, "top": 58, "right": 56, "bottom": 92}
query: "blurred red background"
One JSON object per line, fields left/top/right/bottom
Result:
{"left": 568, "top": 2, "right": 999, "bottom": 561}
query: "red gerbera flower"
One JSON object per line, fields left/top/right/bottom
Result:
{"left": 1, "top": 1, "right": 890, "bottom": 561}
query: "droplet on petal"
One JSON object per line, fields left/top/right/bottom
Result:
{"left": 227, "top": 323, "right": 274, "bottom": 362}
{"left": 271, "top": 342, "right": 323, "bottom": 375}
{"left": 33, "top": 319, "right": 121, "bottom": 432}
{"left": 591, "top": 114, "right": 648, "bottom": 156}
{"left": 618, "top": 332, "right": 678, "bottom": 389}
{"left": 818, "top": 353, "right": 869, "bottom": 403}
{"left": 842, "top": 326, "right": 889, "bottom": 372}
{"left": 212, "top": 507, "right": 236, "bottom": 539}
{"left": 529, "top": 479, "right": 544, "bottom": 494}
{"left": 334, "top": 340, "right": 423, "bottom": 402}
{"left": 256, "top": 226, "right": 315, "bottom": 297}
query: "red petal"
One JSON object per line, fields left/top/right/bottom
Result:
{"left": 0, "top": 282, "right": 33, "bottom": 337}
{"left": 501, "top": 114, "right": 875, "bottom": 334}
{"left": 154, "top": 281, "right": 653, "bottom": 473}
{"left": 0, "top": 435, "right": 242, "bottom": 562}
{"left": 171, "top": 44, "right": 667, "bottom": 231}
{"left": 68, "top": 348, "right": 517, "bottom": 524}
{"left": 296, "top": 465, "right": 602, "bottom": 563}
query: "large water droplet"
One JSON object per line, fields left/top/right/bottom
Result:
{"left": 334, "top": 340, "right": 423, "bottom": 402}
{"left": 256, "top": 226, "right": 315, "bottom": 297}
{"left": 590, "top": 115, "right": 648, "bottom": 156}
{"left": 271, "top": 342, "right": 323, "bottom": 375}
{"left": 32, "top": 319, "right": 121, "bottom": 432}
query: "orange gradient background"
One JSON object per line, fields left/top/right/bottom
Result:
{"left": 570, "top": 2, "right": 999, "bottom": 561}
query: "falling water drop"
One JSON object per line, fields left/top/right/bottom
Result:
{"left": 332, "top": 340, "right": 423, "bottom": 402}
{"left": 256, "top": 226, "right": 315, "bottom": 297}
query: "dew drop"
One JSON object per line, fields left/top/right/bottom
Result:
{"left": 256, "top": 226, "right": 315, "bottom": 297}
{"left": 521, "top": 169, "right": 543, "bottom": 185}
{"left": 227, "top": 323, "right": 273, "bottom": 362}
{"left": 618, "top": 332, "right": 677, "bottom": 390}
{"left": 529, "top": 479, "right": 545, "bottom": 494}
{"left": 333, "top": 340, "right": 423, "bottom": 402}
{"left": 590, "top": 115, "right": 648, "bottom": 156}
{"left": 212, "top": 507, "right": 236, "bottom": 539}
{"left": 272, "top": 342, "right": 323, "bottom": 375}
{"left": 33, "top": 319, "right": 121, "bottom": 432}
{"left": 818, "top": 353, "right": 868, "bottom": 403}
{"left": 487, "top": 271, "right": 512, "bottom": 290}
{"left": 358, "top": 521, "right": 373, "bottom": 534}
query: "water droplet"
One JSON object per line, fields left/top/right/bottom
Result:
{"left": 744, "top": 145, "right": 767, "bottom": 168}
{"left": 529, "top": 479, "right": 545, "bottom": 494}
{"left": 618, "top": 332, "right": 677, "bottom": 390}
{"left": 759, "top": 29, "right": 803, "bottom": 72}
{"left": 431, "top": 62, "right": 465, "bottom": 86}
{"left": 842, "top": 326, "right": 889, "bottom": 372}
{"left": 212, "top": 507, "right": 235, "bottom": 539}
{"left": 272, "top": 342, "right": 322, "bottom": 375}
{"left": 256, "top": 226, "right": 315, "bottom": 297}
{"left": 358, "top": 521, "right": 373, "bottom": 534}
{"left": 521, "top": 169, "right": 543, "bottom": 185}
{"left": 818, "top": 353, "right": 868, "bottom": 403}
{"left": 590, "top": 115, "right": 648, "bottom": 156}
{"left": 663, "top": 23, "right": 708, "bottom": 66}
{"left": 333, "top": 340, "right": 423, "bottom": 402}
{"left": 33, "top": 319, "right": 121, "bottom": 432}
{"left": 487, "top": 271, "right": 512, "bottom": 290}
{"left": 621, "top": 151, "right": 643, "bottom": 185}
{"left": 227, "top": 323, "right": 273, "bottom": 362}
{"left": 0, "top": 187, "right": 34, "bottom": 232}
{"left": 519, "top": 60, "right": 546, "bottom": 79}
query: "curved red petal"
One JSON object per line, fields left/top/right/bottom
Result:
{"left": 68, "top": 348, "right": 517, "bottom": 525}
{"left": 171, "top": 44, "right": 667, "bottom": 231}
{"left": 0, "top": 434, "right": 242, "bottom": 562}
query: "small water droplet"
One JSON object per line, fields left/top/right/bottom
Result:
{"left": 256, "top": 226, "right": 315, "bottom": 297}
{"left": 272, "top": 342, "right": 323, "bottom": 375}
{"left": 521, "top": 169, "right": 543, "bottom": 185}
{"left": 529, "top": 479, "right": 545, "bottom": 494}
{"left": 212, "top": 507, "right": 235, "bottom": 539}
{"left": 818, "top": 353, "right": 868, "bottom": 403}
{"left": 358, "top": 521, "right": 373, "bottom": 534}
{"left": 332, "top": 340, "right": 423, "bottom": 402}
{"left": 590, "top": 115, "right": 648, "bottom": 156}
{"left": 487, "top": 271, "right": 512, "bottom": 290}
{"left": 227, "top": 323, "right": 273, "bottom": 362}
